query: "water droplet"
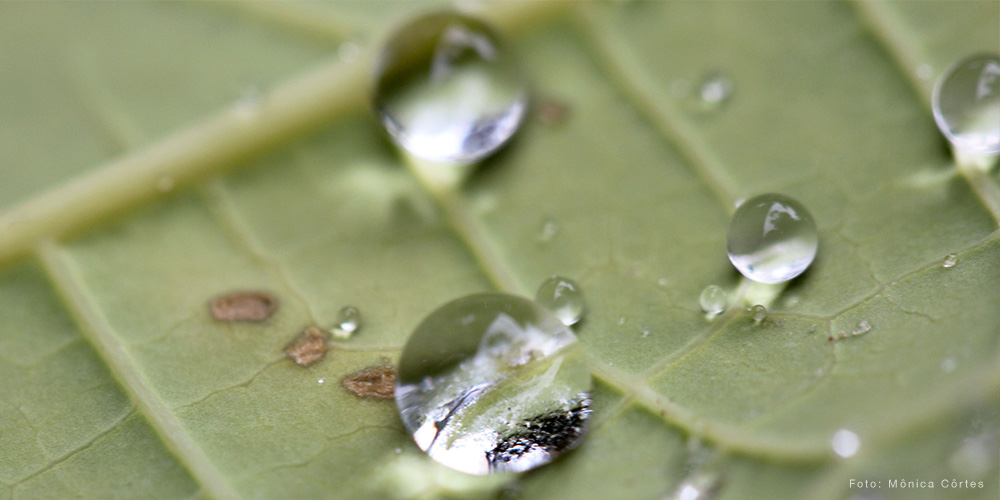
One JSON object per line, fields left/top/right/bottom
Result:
{"left": 750, "top": 304, "right": 767, "bottom": 325}
{"left": 699, "top": 285, "right": 728, "bottom": 315}
{"left": 338, "top": 41, "right": 360, "bottom": 63}
{"left": 538, "top": 219, "right": 560, "bottom": 242}
{"left": 831, "top": 429, "right": 860, "bottom": 458}
{"left": 727, "top": 194, "right": 818, "bottom": 284}
{"left": 669, "top": 471, "right": 721, "bottom": 500}
{"left": 332, "top": 306, "right": 362, "bottom": 339}
{"left": 942, "top": 253, "right": 958, "bottom": 268}
{"left": 640, "top": 327, "right": 650, "bottom": 338}
{"left": 395, "top": 293, "right": 592, "bottom": 474}
{"left": 851, "top": 320, "right": 872, "bottom": 336}
{"left": 318, "top": 378, "right": 325, "bottom": 384}
{"left": 933, "top": 54, "right": 1000, "bottom": 167}
{"left": 373, "top": 13, "right": 527, "bottom": 163}
{"left": 698, "top": 73, "right": 734, "bottom": 108}
{"left": 941, "top": 357, "right": 958, "bottom": 373}
{"left": 535, "top": 276, "right": 585, "bottom": 326}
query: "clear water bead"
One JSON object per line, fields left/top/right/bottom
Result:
{"left": 332, "top": 306, "right": 361, "bottom": 339}
{"left": 750, "top": 304, "right": 768, "bottom": 325}
{"left": 535, "top": 276, "right": 586, "bottom": 326}
{"left": 942, "top": 254, "right": 958, "bottom": 268}
{"left": 698, "top": 73, "right": 734, "bottom": 108}
{"left": 395, "top": 293, "right": 591, "bottom": 475}
{"left": 933, "top": 54, "right": 1000, "bottom": 162}
{"left": 727, "top": 193, "right": 818, "bottom": 284}
{"left": 373, "top": 13, "right": 527, "bottom": 163}
{"left": 832, "top": 429, "right": 860, "bottom": 458}
{"left": 699, "top": 285, "right": 727, "bottom": 315}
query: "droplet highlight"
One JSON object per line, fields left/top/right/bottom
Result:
{"left": 942, "top": 254, "right": 958, "bottom": 268}
{"left": 699, "top": 285, "right": 727, "bottom": 315}
{"left": 698, "top": 73, "right": 734, "bottom": 109}
{"left": 727, "top": 193, "right": 818, "bottom": 284}
{"left": 851, "top": 320, "right": 872, "bottom": 337}
{"left": 933, "top": 54, "right": 1000, "bottom": 166}
{"left": 373, "top": 13, "right": 527, "bottom": 163}
{"left": 535, "top": 276, "right": 586, "bottom": 326}
{"left": 831, "top": 429, "right": 860, "bottom": 458}
{"left": 395, "top": 293, "right": 592, "bottom": 474}
{"left": 750, "top": 304, "right": 767, "bottom": 325}
{"left": 332, "top": 306, "right": 362, "bottom": 339}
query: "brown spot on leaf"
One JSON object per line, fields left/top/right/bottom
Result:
{"left": 343, "top": 366, "right": 396, "bottom": 400}
{"left": 285, "top": 327, "right": 329, "bottom": 367}
{"left": 536, "top": 97, "right": 571, "bottom": 126}
{"left": 210, "top": 291, "right": 277, "bottom": 322}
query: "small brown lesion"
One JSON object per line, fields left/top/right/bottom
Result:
{"left": 285, "top": 327, "right": 330, "bottom": 367}
{"left": 342, "top": 366, "right": 396, "bottom": 400}
{"left": 210, "top": 291, "right": 277, "bottom": 322}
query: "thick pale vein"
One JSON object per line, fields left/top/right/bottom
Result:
{"left": 851, "top": 0, "right": 1000, "bottom": 225}
{"left": 572, "top": 5, "right": 741, "bottom": 212}
{"left": 36, "top": 242, "right": 241, "bottom": 500}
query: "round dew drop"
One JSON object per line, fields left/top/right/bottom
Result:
{"left": 535, "top": 276, "right": 586, "bottom": 326}
{"left": 932, "top": 54, "right": 1000, "bottom": 161}
{"left": 750, "top": 304, "right": 768, "bottom": 325}
{"left": 373, "top": 13, "right": 527, "bottom": 163}
{"left": 699, "top": 285, "right": 727, "bottom": 315}
{"left": 727, "top": 193, "right": 818, "bottom": 284}
{"left": 332, "top": 306, "right": 361, "bottom": 339}
{"left": 394, "top": 293, "right": 592, "bottom": 475}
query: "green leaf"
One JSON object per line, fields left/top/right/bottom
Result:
{"left": 0, "top": 2, "right": 997, "bottom": 500}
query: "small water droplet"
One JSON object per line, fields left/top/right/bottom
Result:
{"left": 727, "top": 194, "right": 818, "bottom": 284}
{"left": 535, "top": 276, "right": 585, "bottom": 326}
{"left": 640, "top": 327, "right": 650, "bottom": 338}
{"left": 539, "top": 219, "right": 560, "bottom": 242}
{"left": 395, "top": 293, "right": 592, "bottom": 474}
{"left": 699, "top": 285, "right": 727, "bottom": 315}
{"left": 851, "top": 320, "right": 872, "bottom": 336}
{"left": 332, "top": 306, "right": 362, "bottom": 339}
{"left": 831, "top": 429, "right": 860, "bottom": 458}
{"left": 942, "top": 254, "right": 958, "bottom": 268}
{"left": 669, "top": 471, "right": 721, "bottom": 500}
{"left": 750, "top": 304, "right": 767, "bottom": 325}
{"left": 394, "top": 447, "right": 403, "bottom": 454}
{"left": 697, "top": 73, "right": 734, "bottom": 108}
{"left": 941, "top": 357, "right": 958, "bottom": 373}
{"left": 933, "top": 54, "right": 1000, "bottom": 167}
{"left": 318, "top": 378, "right": 326, "bottom": 384}
{"left": 338, "top": 41, "right": 360, "bottom": 63}
{"left": 373, "top": 13, "right": 527, "bottom": 163}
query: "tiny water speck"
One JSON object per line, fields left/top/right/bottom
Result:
{"left": 852, "top": 320, "right": 872, "bottom": 336}
{"left": 373, "top": 13, "right": 526, "bottom": 163}
{"left": 332, "top": 306, "right": 362, "bottom": 339}
{"left": 832, "top": 429, "right": 860, "bottom": 458}
{"left": 942, "top": 254, "right": 958, "bottom": 268}
{"left": 641, "top": 327, "right": 650, "bottom": 338}
{"left": 539, "top": 219, "right": 560, "bottom": 242}
{"left": 727, "top": 193, "right": 818, "bottom": 284}
{"left": 750, "top": 304, "right": 767, "bottom": 325}
{"left": 932, "top": 54, "right": 1000, "bottom": 165}
{"left": 395, "top": 293, "right": 591, "bottom": 474}
{"left": 699, "top": 285, "right": 727, "bottom": 315}
{"left": 535, "top": 276, "right": 585, "bottom": 326}
{"left": 318, "top": 378, "right": 325, "bottom": 384}
{"left": 670, "top": 471, "right": 721, "bottom": 500}
{"left": 698, "top": 73, "right": 734, "bottom": 108}
{"left": 941, "top": 357, "right": 958, "bottom": 373}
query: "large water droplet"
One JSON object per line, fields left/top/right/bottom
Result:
{"left": 727, "top": 193, "right": 818, "bottom": 284}
{"left": 942, "top": 253, "right": 958, "bottom": 268}
{"left": 535, "top": 276, "right": 586, "bottom": 326}
{"left": 373, "top": 13, "right": 527, "bottom": 163}
{"left": 395, "top": 293, "right": 592, "bottom": 474}
{"left": 699, "top": 285, "right": 727, "bottom": 315}
{"left": 933, "top": 54, "right": 1000, "bottom": 167}
{"left": 332, "top": 305, "right": 362, "bottom": 339}
{"left": 831, "top": 429, "right": 860, "bottom": 458}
